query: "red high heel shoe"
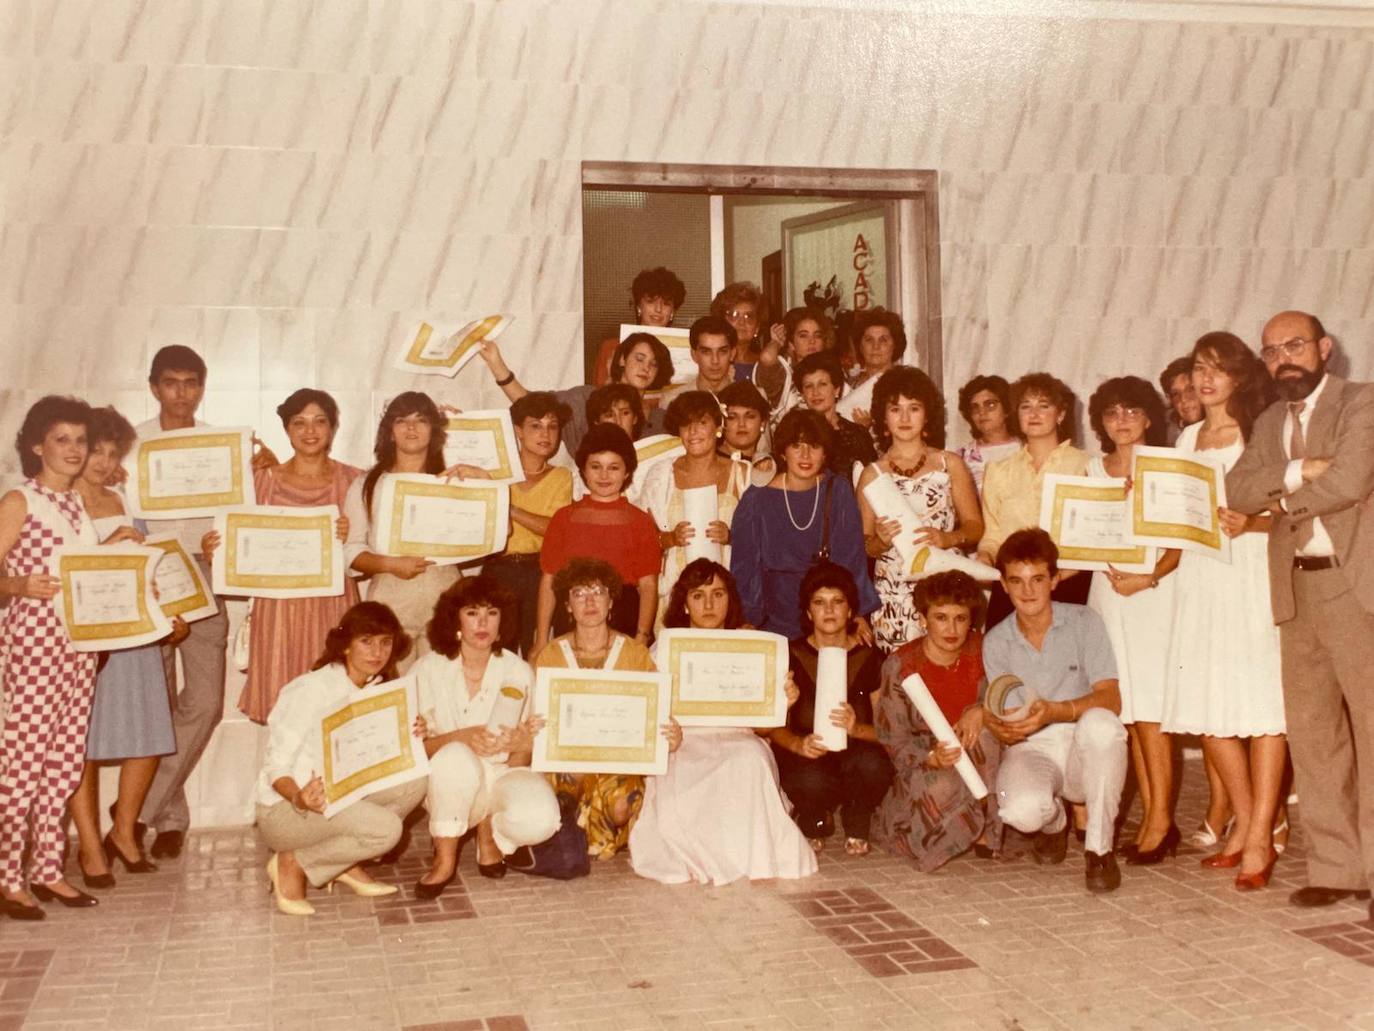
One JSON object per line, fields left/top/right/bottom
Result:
{"left": 1235, "top": 849, "right": 1279, "bottom": 891}
{"left": 1200, "top": 850, "right": 1243, "bottom": 869}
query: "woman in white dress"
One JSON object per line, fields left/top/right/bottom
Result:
{"left": 858, "top": 367, "right": 982, "bottom": 653}
{"left": 1161, "top": 332, "right": 1287, "bottom": 890}
{"left": 629, "top": 560, "right": 818, "bottom": 885}
{"left": 1084, "top": 378, "right": 1182, "bottom": 864}
{"left": 411, "top": 576, "right": 559, "bottom": 896}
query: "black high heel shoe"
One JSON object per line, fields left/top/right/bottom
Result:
{"left": 477, "top": 858, "right": 507, "bottom": 879}
{"left": 413, "top": 870, "right": 456, "bottom": 900}
{"left": 1124, "top": 824, "right": 1181, "bottom": 866}
{"left": 104, "top": 832, "right": 158, "bottom": 873}
{"left": 0, "top": 895, "right": 46, "bottom": 921}
{"left": 30, "top": 883, "right": 99, "bottom": 908}
{"left": 78, "top": 856, "right": 115, "bottom": 891}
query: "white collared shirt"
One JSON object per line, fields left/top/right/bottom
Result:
{"left": 256, "top": 663, "right": 366, "bottom": 807}
{"left": 412, "top": 648, "right": 533, "bottom": 767}
{"left": 134, "top": 417, "right": 214, "bottom": 556}
{"left": 1281, "top": 374, "right": 1335, "bottom": 557}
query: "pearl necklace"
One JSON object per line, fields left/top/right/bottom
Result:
{"left": 783, "top": 477, "right": 821, "bottom": 531}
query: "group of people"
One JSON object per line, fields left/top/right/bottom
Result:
{"left": 1, "top": 272, "right": 1370, "bottom": 927}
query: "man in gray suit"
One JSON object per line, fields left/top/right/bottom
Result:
{"left": 1228, "top": 311, "right": 1374, "bottom": 918}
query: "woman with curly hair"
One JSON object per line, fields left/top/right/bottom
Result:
{"left": 591, "top": 266, "right": 687, "bottom": 386}
{"left": 955, "top": 374, "right": 1021, "bottom": 496}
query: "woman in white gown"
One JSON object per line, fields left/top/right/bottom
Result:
{"left": 1084, "top": 377, "right": 1182, "bottom": 864}
{"left": 630, "top": 560, "right": 818, "bottom": 885}
{"left": 1161, "top": 332, "right": 1287, "bottom": 890}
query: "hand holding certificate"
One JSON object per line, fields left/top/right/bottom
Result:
{"left": 658, "top": 628, "right": 788, "bottom": 727}
{"left": 321, "top": 676, "right": 429, "bottom": 818}
{"left": 1039, "top": 474, "right": 1155, "bottom": 573}
{"left": 51, "top": 545, "right": 173, "bottom": 652}
{"left": 211, "top": 506, "right": 344, "bottom": 599}
{"left": 442, "top": 409, "right": 522, "bottom": 484}
{"left": 123, "top": 426, "right": 254, "bottom": 519}
{"left": 395, "top": 315, "right": 513, "bottom": 377}
{"left": 863, "top": 473, "right": 998, "bottom": 582}
{"left": 374, "top": 474, "right": 510, "bottom": 566}
{"left": 145, "top": 533, "right": 217, "bottom": 623}
{"left": 531, "top": 668, "right": 672, "bottom": 775}
{"left": 1129, "top": 446, "right": 1230, "bottom": 561}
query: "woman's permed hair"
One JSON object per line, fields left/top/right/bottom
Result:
{"left": 362, "top": 392, "right": 446, "bottom": 513}
{"left": 277, "top": 388, "right": 340, "bottom": 430}
{"left": 911, "top": 570, "right": 986, "bottom": 631}
{"left": 771, "top": 408, "right": 834, "bottom": 465}
{"left": 1008, "top": 373, "right": 1078, "bottom": 443}
{"left": 16, "top": 395, "right": 92, "bottom": 477}
{"left": 86, "top": 405, "right": 137, "bottom": 458}
{"left": 552, "top": 557, "right": 622, "bottom": 613}
{"left": 957, "top": 375, "right": 1013, "bottom": 439}
{"left": 664, "top": 390, "right": 724, "bottom": 436}
{"left": 426, "top": 575, "right": 519, "bottom": 658}
{"left": 574, "top": 422, "right": 638, "bottom": 482}
{"left": 798, "top": 560, "right": 860, "bottom": 636}
{"left": 631, "top": 266, "right": 686, "bottom": 309}
{"left": 1087, "top": 376, "right": 1169, "bottom": 453}
{"left": 851, "top": 307, "right": 908, "bottom": 362}
{"left": 311, "top": 602, "right": 411, "bottom": 681}
{"left": 872, "top": 366, "right": 945, "bottom": 450}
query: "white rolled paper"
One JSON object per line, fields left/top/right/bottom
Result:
{"left": 681, "top": 485, "right": 721, "bottom": 564}
{"left": 813, "top": 646, "right": 849, "bottom": 752}
{"left": 863, "top": 473, "right": 1000, "bottom": 583}
{"left": 835, "top": 375, "right": 877, "bottom": 421}
{"left": 908, "top": 545, "right": 1002, "bottom": 583}
{"left": 899, "top": 672, "right": 988, "bottom": 800}
{"left": 485, "top": 684, "right": 526, "bottom": 733}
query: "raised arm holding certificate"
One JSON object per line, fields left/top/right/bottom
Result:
{"left": 51, "top": 544, "right": 173, "bottom": 652}
{"left": 212, "top": 506, "right": 344, "bottom": 599}
{"left": 658, "top": 628, "right": 788, "bottom": 727}
{"left": 395, "top": 315, "right": 512, "bottom": 377}
{"left": 123, "top": 425, "right": 254, "bottom": 519}
{"left": 145, "top": 533, "right": 217, "bottom": 622}
{"left": 1129, "top": 445, "right": 1230, "bottom": 560}
{"left": 373, "top": 475, "right": 510, "bottom": 566}
{"left": 442, "top": 409, "right": 522, "bottom": 484}
{"left": 1039, "top": 474, "right": 1155, "bottom": 573}
{"left": 531, "top": 667, "right": 672, "bottom": 776}
{"left": 320, "top": 675, "right": 429, "bottom": 818}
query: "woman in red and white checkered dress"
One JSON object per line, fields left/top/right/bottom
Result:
{"left": 0, "top": 396, "right": 120, "bottom": 920}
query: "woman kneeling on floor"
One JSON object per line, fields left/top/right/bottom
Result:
{"left": 257, "top": 602, "right": 426, "bottom": 916}
{"left": 412, "top": 576, "right": 560, "bottom": 897}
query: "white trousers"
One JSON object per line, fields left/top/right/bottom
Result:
{"left": 426, "top": 742, "right": 560, "bottom": 855}
{"left": 996, "top": 708, "right": 1127, "bottom": 856}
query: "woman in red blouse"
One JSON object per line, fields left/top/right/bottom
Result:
{"left": 534, "top": 423, "right": 660, "bottom": 654}
{"left": 871, "top": 570, "right": 1002, "bottom": 871}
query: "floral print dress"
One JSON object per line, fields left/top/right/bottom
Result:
{"left": 871, "top": 456, "right": 956, "bottom": 653}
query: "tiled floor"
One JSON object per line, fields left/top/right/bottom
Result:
{"left": 5, "top": 760, "right": 1374, "bottom": 1031}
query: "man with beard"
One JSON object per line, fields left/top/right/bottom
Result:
{"left": 1227, "top": 311, "right": 1374, "bottom": 920}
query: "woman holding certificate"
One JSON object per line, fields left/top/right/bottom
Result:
{"left": 1083, "top": 378, "right": 1183, "bottom": 864}
{"left": 772, "top": 562, "right": 892, "bottom": 855}
{"left": 0, "top": 396, "right": 102, "bottom": 917}
{"left": 412, "top": 577, "right": 559, "bottom": 894}
{"left": 630, "top": 559, "right": 817, "bottom": 885}
{"left": 638, "top": 391, "right": 749, "bottom": 632}
{"left": 344, "top": 392, "right": 460, "bottom": 672}
{"left": 534, "top": 558, "right": 680, "bottom": 860}
{"left": 256, "top": 602, "right": 425, "bottom": 915}
{"left": 857, "top": 367, "right": 983, "bottom": 653}
{"left": 1161, "top": 332, "right": 1288, "bottom": 889}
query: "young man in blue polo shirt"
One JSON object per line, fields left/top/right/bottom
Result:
{"left": 974, "top": 528, "right": 1128, "bottom": 892}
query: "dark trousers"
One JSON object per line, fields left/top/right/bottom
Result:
{"left": 774, "top": 740, "right": 894, "bottom": 840}
{"left": 984, "top": 568, "right": 1091, "bottom": 630}
{"left": 484, "top": 553, "right": 543, "bottom": 658}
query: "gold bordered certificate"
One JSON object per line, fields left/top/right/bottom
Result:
{"left": 374, "top": 475, "right": 509, "bottom": 566}
{"left": 531, "top": 668, "right": 671, "bottom": 775}
{"left": 1129, "top": 446, "right": 1231, "bottom": 561}
{"left": 320, "top": 676, "right": 429, "bottom": 818}
{"left": 442, "top": 409, "right": 522, "bottom": 485}
{"left": 50, "top": 545, "right": 172, "bottom": 652}
{"left": 211, "top": 506, "right": 344, "bottom": 599}
{"left": 123, "top": 426, "right": 253, "bottom": 520}
{"left": 395, "top": 315, "right": 512, "bottom": 377}
{"left": 144, "top": 533, "right": 217, "bottom": 623}
{"left": 627, "top": 434, "right": 687, "bottom": 503}
{"left": 1039, "top": 474, "right": 1156, "bottom": 573}
{"left": 658, "top": 628, "right": 789, "bottom": 728}
{"left": 619, "top": 324, "right": 693, "bottom": 385}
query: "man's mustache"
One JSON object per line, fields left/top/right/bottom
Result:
{"left": 1275, "top": 364, "right": 1308, "bottom": 377}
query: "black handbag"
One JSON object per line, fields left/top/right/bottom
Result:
{"left": 506, "top": 794, "right": 590, "bottom": 880}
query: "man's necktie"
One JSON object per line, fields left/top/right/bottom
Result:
{"left": 1288, "top": 401, "right": 1313, "bottom": 549}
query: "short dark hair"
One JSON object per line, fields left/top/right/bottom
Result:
{"left": 148, "top": 345, "right": 206, "bottom": 385}
{"left": 996, "top": 527, "right": 1059, "bottom": 577}
{"left": 1158, "top": 356, "right": 1194, "bottom": 397}
{"left": 552, "top": 557, "right": 622, "bottom": 612}
{"left": 664, "top": 390, "right": 723, "bottom": 435}
{"left": 574, "top": 422, "right": 638, "bottom": 481}
{"left": 798, "top": 560, "right": 860, "bottom": 636}
{"left": 717, "top": 380, "right": 769, "bottom": 417}
{"left": 957, "top": 374, "right": 1013, "bottom": 438}
{"left": 1009, "top": 373, "right": 1078, "bottom": 443}
{"left": 586, "top": 383, "right": 645, "bottom": 439}
{"left": 793, "top": 350, "right": 846, "bottom": 391}
{"left": 1087, "top": 376, "right": 1168, "bottom": 453}
{"left": 872, "top": 366, "right": 946, "bottom": 450}
{"left": 427, "top": 575, "right": 519, "bottom": 658}
{"left": 311, "top": 602, "right": 411, "bottom": 681}
{"left": 611, "top": 332, "right": 674, "bottom": 391}
{"left": 771, "top": 408, "right": 833, "bottom": 463}
{"left": 663, "top": 559, "right": 745, "bottom": 630}
{"left": 16, "top": 395, "right": 92, "bottom": 477}
{"left": 86, "top": 405, "right": 137, "bottom": 458}
{"left": 911, "top": 570, "right": 986, "bottom": 630}
{"left": 851, "top": 308, "right": 907, "bottom": 362}
{"left": 631, "top": 266, "right": 686, "bottom": 309}
{"left": 276, "top": 388, "right": 339, "bottom": 430}
{"left": 511, "top": 390, "right": 570, "bottom": 428}
{"left": 689, "top": 315, "right": 737, "bottom": 352}
{"left": 783, "top": 307, "right": 833, "bottom": 348}
{"left": 709, "top": 281, "right": 763, "bottom": 320}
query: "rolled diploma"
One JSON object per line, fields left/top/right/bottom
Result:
{"left": 899, "top": 672, "right": 988, "bottom": 800}
{"left": 909, "top": 545, "right": 1001, "bottom": 583}
{"left": 681, "top": 485, "right": 721, "bottom": 564}
{"left": 813, "top": 646, "right": 849, "bottom": 752}
{"left": 485, "top": 684, "right": 526, "bottom": 733}
{"left": 862, "top": 472, "right": 920, "bottom": 568}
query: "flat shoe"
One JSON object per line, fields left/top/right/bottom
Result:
{"left": 1289, "top": 885, "right": 1371, "bottom": 908}
{"left": 30, "top": 883, "right": 98, "bottom": 908}
{"left": 149, "top": 830, "right": 184, "bottom": 860}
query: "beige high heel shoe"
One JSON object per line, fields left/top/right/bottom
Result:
{"left": 266, "top": 854, "right": 315, "bottom": 916}
{"left": 329, "top": 871, "right": 398, "bottom": 897}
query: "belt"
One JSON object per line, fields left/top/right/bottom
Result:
{"left": 1294, "top": 555, "right": 1338, "bottom": 571}
{"left": 489, "top": 551, "right": 541, "bottom": 563}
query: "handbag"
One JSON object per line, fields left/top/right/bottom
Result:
{"left": 232, "top": 603, "right": 253, "bottom": 673}
{"left": 506, "top": 794, "right": 590, "bottom": 880}
{"left": 814, "top": 475, "right": 835, "bottom": 562}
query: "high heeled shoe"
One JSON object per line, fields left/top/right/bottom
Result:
{"left": 266, "top": 854, "right": 315, "bottom": 916}
{"left": 478, "top": 858, "right": 507, "bottom": 879}
{"left": 0, "top": 895, "right": 45, "bottom": 921}
{"left": 1235, "top": 849, "right": 1279, "bottom": 891}
{"left": 1188, "top": 815, "right": 1235, "bottom": 850}
{"left": 1272, "top": 816, "right": 1291, "bottom": 855}
{"left": 1200, "top": 849, "right": 1244, "bottom": 869}
{"left": 78, "top": 855, "right": 116, "bottom": 891}
{"left": 30, "top": 882, "right": 98, "bottom": 908}
{"left": 329, "top": 872, "right": 398, "bottom": 897}
{"left": 104, "top": 832, "right": 157, "bottom": 874}
{"left": 1126, "top": 824, "right": 1181, "bottom": 866}
{"left": 414, "top": 869, "right": 456, "bottom": 900}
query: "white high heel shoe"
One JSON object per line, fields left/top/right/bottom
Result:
{"left": 266, "top": 854, "right": 315, "bottom": 916}
{"left": 329, "top": 871, "right": 398, "bottom": 897}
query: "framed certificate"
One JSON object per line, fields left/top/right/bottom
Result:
{"left": 1129, "top": 446, "right": 1230, "bottom": 561}
{"left": 51, "top": 545, "right": 173, "bottom": 652}
{"left": 1039, "top": 474, "right": 1156, "bottom": 573}
{"left": 443, "top": 409, "right": 523, "bottom": 485}
{"left": 395, "top": 315, "right": 511, "bottom": 377}
{"left": 619, "top": 324, "right": 693, "bottom": 385}
{"left": 211, "top": 506, "right": 345, "bottom": 599}
{"left": 531, "top": 667, "right": 671, "bottom": 776}
{"left": 374, "top": 474, "right": 509, "bottom": 566}
{"left": 145, "top": 533, "right": 217, "bottom": 623}
{"left": 627, "top": 433, "right": 686, "bottom": 503}
{"left": 123, "top": 426, "right": 254, "bottom": 520}
{"left": 320, "top": 676, "right": 429, "bottom": 818}
{"left": 657, "top": 628, "right": 789, "bottom": 728}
